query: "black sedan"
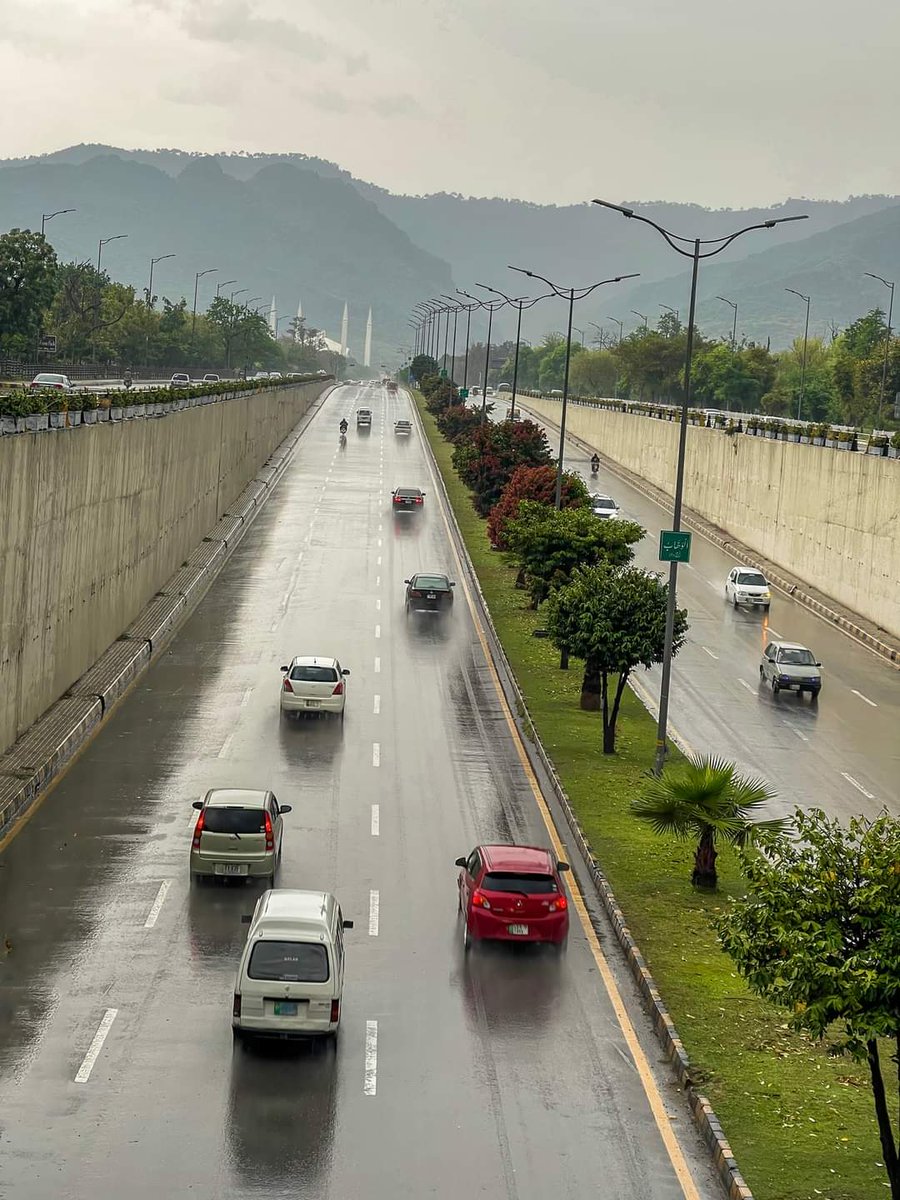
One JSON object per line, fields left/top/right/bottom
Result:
{"left": 391, "top": 486, "right": 425, "bottom": 513}
{"left": 404, "top": 573, "right": 455, "bottom": 614}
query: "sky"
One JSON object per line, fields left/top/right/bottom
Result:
{"left": 2, "top": 0, "right": 900, "bottom": 207}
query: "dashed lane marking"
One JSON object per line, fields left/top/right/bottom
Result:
{"left": 143, "top": 880, "right": 172, "bottom": 929}
{"left": 372, "top": 742, "right": 381, "bottom": 767}
{"left": 74, "top": 1009, "right": 118, "bottom": 1083}
{"left": 371, "top": 804, "right": 380, "bottom": 836}
{"left": 369, "top": 890, "right": 380, "bottom": 936}
{"left": 364, "top": 1020, "right": 378, "bottom": 1095}
{"left": 842, "top": 771, "right": 875, "bottom": 800}
{"left": 851, "top": 689, "right": 878, "bottom": 708}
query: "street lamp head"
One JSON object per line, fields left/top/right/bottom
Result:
{"left": 764, "top": 215, "right": 808, "bottom": 229}
{"left": 591, "top": 199, "right": 636, "bottom": 218}
{"left": 785, "top": 287, "right": 810, "bottom": 303}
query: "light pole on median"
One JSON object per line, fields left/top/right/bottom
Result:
{"left": 785, "top": 287, "right": 811, "bottom": 421}
{"left": 607, "top": 317, "right": 624, "bottom": 346}
{"left": 147, "top": 253, "right": 175, "bottom": 310}
{"left": 593, "top": 197, "right": 809, "bottom": 775}
{"left": 632, "top": 309, "right": 649, "bottom": 330}
{"left": 477, "top": 284, "right": 553, "bottom": 420}
{"left": 445, "top": 296, "right": 476, "bottom": 391}
{"left": 659, "top": 303, "right": 679, "bottom": 332}
{"left": 41, "top": 208, "right": 75, "bottom": 237}
{"left": 573, "top": 326, "right": 586, "bottom": 347}
{"left": 191, "top": 267, "right": 218, "bottom": 353}
{"left": 509, "top": 264, "right": 640, "bottom": 508}
{"left": 216, "top": 279, "right": 236, "bottom": 298}
{"left": 230, "top": 289, "right": 248, "bottom": 304}
{"left": 97, "top": 233, "right": 127, "bottom": 274}
{"left": 864, "top": 272, "right": 895, "bottom": 418}
{"left": 440, "top": 297, "right": 463, "bottom": 384}
{"left": 458, "top": 290, "right": 507, "bottom": 418}
{"left": 716, "top": 295, "right": 739, "bottom": 413}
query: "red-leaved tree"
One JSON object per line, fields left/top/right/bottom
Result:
{"left": 487, "top": 465, "right": 589, "bottom": 549}
{"left": 452, "top": 419, "right": 552, "bottom": 515}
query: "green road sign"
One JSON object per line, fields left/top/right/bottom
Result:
{"left": 659, "top": 530, "right": 692, "bottom": 563}
{"left": 459, "top": 387, "right": 469, "bottom": 399}
{"left": 440, "top": 368, "right": 448, "bottom": 378}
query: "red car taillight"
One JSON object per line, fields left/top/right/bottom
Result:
{"left": 264, "top": 812, "right": 274, "bottom": 852}
{"left": 332, "top": 680, "right": 344, "bottom": 695}
{"left": 410, "top": 589, "right": 422, "bottom": 598}
{"left": 330, "top": 999, "right": 340, "bottom": 1023}
{"left": 233, "top": 993, "right": 242, "bottom": 1018}
{"left": 392, "top": 496, "right": 402, "bottom": 504}
{"left": 414, "top": 496, "right": 423, "bottom": 504}
{"left": 282, "top": 676, "right": 293, "bottom": 692}
{"left": 549, "top": 895, "right": 568, "bottom": 913}
{"left": 471, "top": 890, "right": 491, "bottom": 909}
{"left": 192, "top": 810, "right": 205, "bottom": 849}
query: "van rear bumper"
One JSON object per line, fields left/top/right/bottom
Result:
{"left": 233, "top": 1017, "right": 337, "bottom": 1039}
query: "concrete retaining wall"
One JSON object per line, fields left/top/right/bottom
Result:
{"left": 525, "top": 397, "right": 900, "bottom": 642}
{"left": 0, "top": 382, "right": 326, "bottom": 755}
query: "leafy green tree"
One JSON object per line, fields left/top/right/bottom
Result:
{"left": 46, "top": 263, "right": 107, "bottom": 360}
{"left": 630, "top": 756, "right": 783, "bottom": 888}
{"left": 544, "top": 563, "right": 685, "bottom": 753}
{"left": 537, "top": 334, "right": 583, "bottom": 392}
{"left": 616, "top": 327, "right": 687, "bottom": 403}
{"left": 569, "top": 348, "right": 618, "bottom": 397}
{"left": 0, "top": 230, "right": 59, "bottom": 356}
{"left": 690, "top": 341, "right": 777, "bottom": 413}
{"left": 505, "top": 502, "right": 644, "bottom": 607}
{"left": 715, "top": 808, "right": 900, "bottom": 1198}
{"left": 487, "top": 464, "right": 588, "bottom": 550}
{"left": 410, "top": 353, "right": 438, "bottom": 382}
{"left": 762, "top": 337, "right": 836, "bottom": 419}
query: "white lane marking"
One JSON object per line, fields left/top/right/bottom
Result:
{"left": 217, "top": 732, "right": 235, "bottom": 758}
{"left": 376, "top": 575, "right": 381, "bottom": 587}
{"left": 372, "top": 742, "right": 381, "bottom": 767}
{"left": 240, "top": 688, "right": 253, "bottom": 708}
{"left": 851, "top": 689, "right": 878, "bottom": 708}
{"left": 707, "top": 580, "right": 720, "bottom": 592}
{"left": 378, "top": 523, "right": 383, "bottom": 533}
{"left": 373, "top": 694, "right": 381, "bottom": 714}
{"left": 364, "top": 1020, "right": 378, "bottom": 1095}
{"left": 371, "top": 804, "right": 380, "bottom": 835}
{"left": 377, "top": 538, "right": 383, "bottom": 548}
{"left": 701, "top": 646, "right": 718, "bottom": 660}
{"left": 842, "top": 772, "right": 875, "bottom": 800}
{"left": 767, "top": 628, "right": 783, "bottom": 639}
{"left": 377, "top": 555, "right": 382, "bottom": 566}
{"left": 375, "top": 598, "right": 381, "bottom": 611}
{"left": 143, "top": 880, "right": 172, "bottom": 929}
{"left": 74, "top": 1009, "right": 118, "bottom": 1083}
{"left": 269, "top": 619, "right": 278, "bottom": 633}
{"left": 738, "top": 679, "right": 755, "bottom": 693}
{"left": 369, "top": 890, "right": 380, "bottom": 936}
{"left": 784, "top": 724, "right": 809, "bottom": 742}
{"left": 374, "top": 656, "right": 381, "bottom": 673}
{"left": 375, "top": 624, "right": 381, "bottom": 639}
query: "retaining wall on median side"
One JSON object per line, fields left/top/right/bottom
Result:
{"left": 524, "top": 397, "right": 900, "bottom": 642}
{"left": 0, "top": 382, "right": 326, "bottom": 756}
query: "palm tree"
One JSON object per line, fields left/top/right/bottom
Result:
{"left": 630, "top": 756, "right": 787, "bottom": 889}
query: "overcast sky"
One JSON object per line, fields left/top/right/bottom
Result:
{"left": 2, "top": 0, "right": 899, "bottom": 207}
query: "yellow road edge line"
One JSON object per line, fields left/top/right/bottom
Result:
{"left": 415, "top": 395, "right": 703, "bottom": 1200}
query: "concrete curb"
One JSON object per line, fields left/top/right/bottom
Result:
{"left": 414, "top": 392, "right": 753, "bottom": 1200}
{"left": 0, "top": 386, "right": 333, "bottom": 842}
{"left": 520, "top": 402, "right": 900, "bottom": 668}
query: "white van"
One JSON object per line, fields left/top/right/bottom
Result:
{"left": 232, "top": 890, "right": 354, "bottom": 1043}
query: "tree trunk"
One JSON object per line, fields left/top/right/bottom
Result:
{"left": 559, "top": 647, "right": 569, "bottom": 671}
{"left": 691, "top": 827, "right": 718, "bottom": 889}
{"left": 867, "top": 1038, "right": 900, "bottom": 1198}
{"left": 514, "top": 567, "right": 526, "bottom": 590}
{"left": 580, "top": 659, "right": 601, "bottom": 711}
{"left": 601, "top": 672, "right": 616, "bottom": 753}
{"left": 602, "top": 671, "right": 630, "bottom": 755}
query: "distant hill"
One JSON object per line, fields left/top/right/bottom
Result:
{"left": 3, "top": 144, "right": 899, "bottom": 353}
{"left": 0, "top": 152, "right": 453, "bottom": 364}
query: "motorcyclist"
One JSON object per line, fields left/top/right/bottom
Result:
{"left": 123, "top": 369, "right": 133, "bottom": 390}
{"left": 339, "top": 417, "right": 349, "bottom": 437}
{"left": 590, "top": 453, "right": 600, "bottom": 474}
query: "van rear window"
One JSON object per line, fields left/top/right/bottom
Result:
{"left": 203, "top": 807, "right": 266, "bottom": 834}
{"left": 248, "top": 941, "right": 329, "bottom": 982}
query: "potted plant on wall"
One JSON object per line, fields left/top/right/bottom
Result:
{"left": 80, "top": 390, "right": 99, "bottom": 424}
{"left": 867, "top": 434, "right": 889, "bottom": 456}
{"left": 889, "top": 431, "right": 900, "bottom": 459}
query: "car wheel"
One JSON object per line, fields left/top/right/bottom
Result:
{"left": 232, "top": 1026, "right": 243, "bottom": 1045}
{"left": 758, "top": 665, "right": 764, "bottom": 680}
{"left": 772, "top": 678, "right": 780, "bottom": 695}
{"left": 732, "top": 596, "right": 738, "bottom": 609}
{"left": 462, "top": 917, "right": 473, "bottom": 952}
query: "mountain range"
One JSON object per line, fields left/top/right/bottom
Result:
{"left": 2, "top": 144, "right": 899, "bottom": 354}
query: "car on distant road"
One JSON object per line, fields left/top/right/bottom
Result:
{"left": 725, "top": 567, "right": 771, "bottom": 611}
{"left": 549, "top": 389, "right": 563, "bottom": 397}
{"left": 190, "top": 788, "right": 291, "bottom": 886}
{"left": 455, "top": 844, "right": 570, "bottom": 951}
{"left": 590, "top": 494, "right": 620, "bottom": 519}
{"left": 201, "top": 373, "right": 220, "bottom": 383}
{"left": 759, "top": 640, "right": 822, "bottom": 699}
{"left": 394, "top": 419, "right": 412, "bottom": 437}
{"left": 29, "top": 372, "right": 75, "bottom": 392}
{"left": 497, "top": 382, "right": 511, "bottom": 392}
{"left": 391, "top": 486, "right": 425, "bottom": 513}
{"left": 404, "top": 572, "right": 455, "bottom": 615}
{"left": 356, "top": 408, "right": 372, "bottom": 428}
{"left": 280, "top": 656, "right": 349, "bottom": 719}
{"left": 170, "top": 372, "right": 191, "bottom": 387}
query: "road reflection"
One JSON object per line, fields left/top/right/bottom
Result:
{"left": 455, "top": 923, "right": 565, "bottom": 1042}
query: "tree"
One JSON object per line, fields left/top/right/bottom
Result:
{"left": 545, "top": 563, "right": 685, "bottom": 752}
{"left": 0, "top": 229, "right": 59, "bottom": 356}
{"left": 715, "top": 808, "right": 900, "bottom": 1199}
{"left": 616, "top": 327, "right": 687, "bottom": 403}
{"left": 569, "top": 348, "right": 618, "bottom": 397}
{"left": 761, "top": 337, "right": 836, "bottom": 419}
{"left": 452, "top": 421, "right": 552, "bottom": 516}
{"left": 436, "top": 402, "right": 481, "bottom": 444}
{"left": 629, "top": 756, "right": 783, "bottom": 888}
{"left": 487, "top": 464, "right": 588, "bottom": 550}
{"left": 505, "top": 503, "right": 644, "bottom": 607}
{"left": 410, "top": 353, "right": 438, "bottom": 382}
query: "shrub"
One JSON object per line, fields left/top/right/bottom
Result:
{"left": 487, "top": 464, "right": 588, "bottom": 550}
{"left": 452, "top": 419, "right": 552, "bottom": 516}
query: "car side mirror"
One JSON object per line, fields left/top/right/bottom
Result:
{"left": 342, "top": 668, "right": 350, "bottom": 676}
{"left": 240, "top": 915, "right": 252, "bottom": 924}
{"left": 454, "top": 857, "right": 467, "bottom": 868}
{"left": 279, "top": 665, "right": 289, "bottom": 672}
{"left": 421, "top": 492, "right": 426, "bottom": 497}
{"left": 404, "top": 579, "right": 410, "bottom": 584}
{"left": 279, "top": 804, "right": 292, "bottom": 814}
{"left": 343, "top": 920, "right": 354, "bottom": 929}
{"left": 192, "top": 800, "right": 204, "bottom": 810}
{"left": 816, "top": 661, "right": 822, "bottom": 668}
{"left": 450, "top": 581, "right": 456, "bottom": 587}
{"left": 557, "top": 861, "right": 571, "bottom": 872}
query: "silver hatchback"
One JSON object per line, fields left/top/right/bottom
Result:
{"left": 190, "top": 788, "right": 291, "bottom": 885}
{"left": 759, "top": 641, "right": 822, "bottom": 699}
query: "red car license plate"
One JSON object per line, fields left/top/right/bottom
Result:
{"left": 508, "top": 924, "right": 529, "bottom": 936}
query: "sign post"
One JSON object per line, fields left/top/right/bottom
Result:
{"left": 658, "top": 530, "right": 692, "bottom": 563}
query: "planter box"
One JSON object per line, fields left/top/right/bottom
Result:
{"left": 799, "top": 435, "right": 810, "bottom": 444}
{"left": 131, "top": 404, "right": 147, "bottom": 419}
{"left": 867, "top": 445, "right": 887, "bottom": 456}
{"left": 82, "top": 409, "right": 98, "bottom": 425}
{"left": 0, "top": 415, "right": 19, "bottom": 435}
{"left": 97, "top": 408, "right": 110, "bottom": 422}
{"left": 824, "top": 438, "right": 835, "bottom": 447}
{"left": 888, "top": 446, "right": 899, "bottom": 458}
{"left": 110, "top": 407, "right": 124, "bottom": 421}
{"left": 25, "top": 413, "right": 49, "bottom": 431}
{"left": 49, "top": 411, "right": 67, "bottom": 429}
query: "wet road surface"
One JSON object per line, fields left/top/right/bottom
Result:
{"left": 0, "top": 384, "right": 721, "bottom": 1200}
{"left": 516, "top": 400, "right": 899, "bottom": 823}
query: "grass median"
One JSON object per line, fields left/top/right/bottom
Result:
{"left": 417, "top": 393, "right": 885, "bottom": 1200}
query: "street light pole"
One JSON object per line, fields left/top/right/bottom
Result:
{"left": 97, "top": 233, "right": 127, "bottom": 274}
{"left": 477, "top": 285, "right": 553, "bottom": 420}
{"left": 191, "top": 267, "right": 217, "bottom": 352}
{"left": 659, "top": 303, "right": 679, "bottom": 332}
{"left": 509, "top": 265, "right": 639, "bottom": 508}
{"left": 631, "top": 310, "right": 649, "bottom": 330}
{"left": 607, "top": 317, "right": 623, "bottom": 346}
{"left": 716, "top": 295, "right": 738, "bottom": 413}
{"left": 786, "top": 288, "right": 811, "bottom": 420}
{"left": 593, "top": 198, "right": 808, "bottom": 774}
{"left": 458, "top": 291, "right": 506, "bottom": 417}
{"left": 865, "top": 272, "right": 895, "bottom": 418}
{"left": 216, "top": 279, "right": 236, "bottom": 298}
{"left": 573, "top": 326, "right": 586, "bottom": 347}
{"left": 41, "top": 208, "right": 75, "bottom": 237}
{"left": 147, "top": 253, "right": 175, "bottom": 310}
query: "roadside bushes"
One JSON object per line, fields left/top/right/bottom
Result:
{"left": 487, "top": 464, "right": 588, "bottom": 550}
{"left": 436, "top": 402, "right": 481, "bottom": 444}
{"left": 452, "top": 419, "right": 552, "bottom": 515}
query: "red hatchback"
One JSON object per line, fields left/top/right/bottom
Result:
{"left": 455, "top": 844, "right": 570, "bottom": 950}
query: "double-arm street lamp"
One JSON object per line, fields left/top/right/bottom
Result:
{"left": 593, "top": 197, "right": 808, "bottom": 774}
{"left": 445, "top": 295, "right": 478, "bottom": 390}
{"left": 439, "top": 296, "right": 464, "bottom": 384}
{"left": 97, "top": 233, "right": 127, "bottom": 274}
{"left": 457, "top": 289, "right": 508, "bottom": 416}
{"left": 785, "top": 287, "right": 811, "bottom": 420}
{"left": 41, "top": 208, "right": 75, "bottom": 236}
{"left": 147, "top": 253, "right": 175, "bottom": 309}
{"left": 509, "top": 264, "right": 639, "bottom": 508}
{"left": 191, "top": 267, "right": 218, "bottom": 350}
{"left": 477, "top": 284, "right": 553, "bottom": 420}
{"left": 864, "top": 271, "right": 895, "bottom": 417}
{"left": 413, "top": 302, "right": 439, "bottom": 359}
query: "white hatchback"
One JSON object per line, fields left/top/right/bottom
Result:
{"left": 590, "top": 494, "right": 620, "bottom": 519}
{"left": 280, "top": 656, "right": 349, "bottom": 718}
{"left": 725, "top": 567, "right": 771, "bottom": 611}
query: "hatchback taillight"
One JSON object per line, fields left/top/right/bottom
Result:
{"left": 192, "top": 810, "right": 205, "bottom": 849}
{"left": 549, "top": 895, "right": 568, "bottom": 913}
{"left": 264, "top": 812, "right": 274, "bottom": 853}
{"left": 332, "top": 680, "right": 344, "bottom": 695}
{"left": 282, "top": 677, "right": 293, "bottom": 692}
{"left": 471, "top": 890, "right": 491, "bottom": 909}
{"left": 410, "top": 589, "right": 422, "bottom": 598}
{"left": 233, "top": 993, "right": 242, "bottom": 1018}
{"left": 330, "top": 999, "right": 340, "bottom": 1023}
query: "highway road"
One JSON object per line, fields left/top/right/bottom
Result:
{"left": 0, "top": 383, "right": 722, "bottom": 1200}
{"left": 515, "top": 399, "right": 899, "bottom": 823}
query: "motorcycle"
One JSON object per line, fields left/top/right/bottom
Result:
{"left": 590, "top": 457, "right": 600, "bottom": 476}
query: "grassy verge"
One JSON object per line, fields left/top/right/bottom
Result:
{"left": 418, "top": 394, "right": 887, "bottom": 1200}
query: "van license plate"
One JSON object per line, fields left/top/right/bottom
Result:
{"left": 508, "top": 924, "right": 529, "bottom": 936}
{"left": 305, "top": 700, "right": 320, "bottom": 708}
{"left": 216, "top": 863, "right": 248, "bottom": 876}
{"left": 274, "top": 1001, "right": 298, "bottom": 1016}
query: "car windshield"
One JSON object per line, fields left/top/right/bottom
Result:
{"left": 290, "top": 664, "right": 338, "bottom": 682}
{"left": 413, "top": 576, "right": 449, "bottom": 590}
{"left": 777, "top": 647, "right": 816, "bottom": 666}
{"left": 248, "top": 941, "right": 329, "bottom": 983}
{"left": 35, "top": 374, "right": 62, "bottom": 383}
{"left": 203, "top": 806, "right": 266, "bottom": 834}
{"left": 482, "top": 871, "right": 558, "bottom": 894}
{"left": 593, "top": 497, "right": 615, "bottom": 508}
{"left": 737, "top": 572, "right": 767, "bottom": 587}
